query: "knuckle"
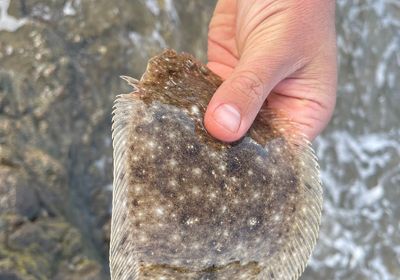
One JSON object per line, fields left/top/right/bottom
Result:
{"left": 229, "top": 71, "right": 265, "bottom": 102}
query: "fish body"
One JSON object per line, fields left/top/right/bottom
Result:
{"left": 110, "top": 49, "right": 322, "bottom": 280}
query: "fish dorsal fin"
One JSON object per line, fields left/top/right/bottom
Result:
{"left": 251, "top": 108, "right": 323, "bottom": 279}
{"left": 110, "top": 87, "right": 141, "bottom": 280}
{"left": 120, "top": 75, "right": 139, "bottom": 89}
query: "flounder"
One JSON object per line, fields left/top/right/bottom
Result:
{"left": 110, "top": 49, "right": 322, "bottom": 280}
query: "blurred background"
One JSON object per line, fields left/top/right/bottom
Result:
{"left": 0, "top": 0, "right": 399, "bottom": 279}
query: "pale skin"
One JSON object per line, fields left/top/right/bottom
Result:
{"left": 204, "top": 0, "right": 337, "bottom": 142}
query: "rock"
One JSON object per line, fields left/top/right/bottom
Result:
{"left": 0, "top": 271, "right": 24, "bottom": 280}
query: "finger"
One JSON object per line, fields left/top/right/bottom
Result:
{"left": 269, "top": 64, "right": 337, "bottom": 140}
{"left": 207, "top": 0, "right": 239, "bottom": 79}
{"left": 204, "top": 50, "right": 291, "bottom": 142}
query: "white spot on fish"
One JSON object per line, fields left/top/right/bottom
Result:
{"left": 192, "top": 167, "right": 202, "bottom": 175}
{"left": 191, "top": 105, "right": 200, "bottom": 115}
{"left": 155, "top": 207, "right": 164, "bottom": 216}
{"left": 248, "top": 217, "right": 259, "bottom": 226}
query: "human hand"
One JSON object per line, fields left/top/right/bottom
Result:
{"left": 204, "top": 0, "right": 337, "bottom": 142}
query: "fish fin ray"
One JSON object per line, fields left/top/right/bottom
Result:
{"left": 110, "top": 93, "right": 142, "bottom": 280}
{"left": 120, "top": 75, "right": 139, "bottom": 90}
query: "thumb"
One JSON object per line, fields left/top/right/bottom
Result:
{"left": 204, "top": 52, "right": 290, "bottom": 142}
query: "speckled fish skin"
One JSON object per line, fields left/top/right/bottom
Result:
{"left": 110, "top": 49, "right": 323, "bottom": 280}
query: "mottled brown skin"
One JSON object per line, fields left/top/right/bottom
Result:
{"left": 124, "top": 50, "right": 305, "bottom": 279}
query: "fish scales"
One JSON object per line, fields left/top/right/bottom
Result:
{"left": 110, "top": 49, "right": 322, "bottom": 280}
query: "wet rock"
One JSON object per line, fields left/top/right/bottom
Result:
{"left": 0, "top": 216, "right": 104, "bottom": 279}
{"left": 0, "top": 167, "right": 17, "bottom": 214}
{"left": 0, "top": 271, "right": 24, "bottom": 280}
{"left": 0, "top": 167, "right": 40, "bottom": 221}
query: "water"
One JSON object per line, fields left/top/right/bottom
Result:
{"left": 0, "top": 0, "right": 399, "bottom": 279}
{"left": 306, "top": 1, "right": 400, "bottom": 279}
